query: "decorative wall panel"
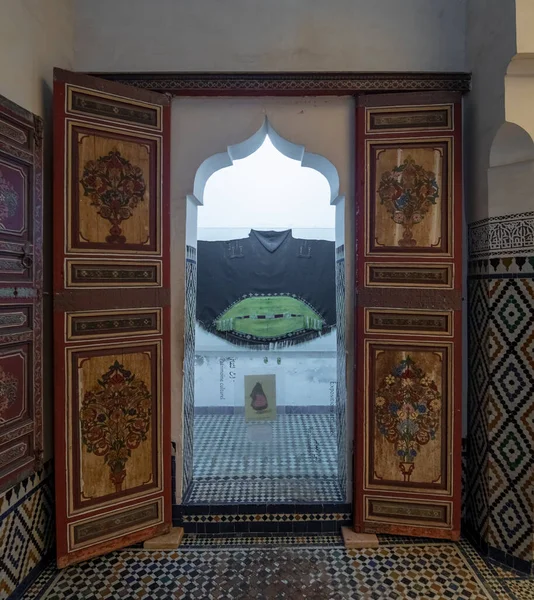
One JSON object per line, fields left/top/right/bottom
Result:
{"left": 53, "top": 69, "right": 171, "bottom": 568}
{"left": 354, "top": 93, "right": 462, "bottom": 539}
{"left": 0, "top": 94, "right": 43, "bottom": 493}
{"left": 365, "top": 105, "right": 453, "bottom": 134}
{"left": 335, "top": 245, "right": 347, "bottom": 497}
{"left": 365, "top": 308, "right": 453, "bottom": 337}
{"left": 181, "top": 245, "right": 196, "bottom": 496}
{"left": 467, "top": 211, "right": 534, "bottom": 571}
{"left": 366, "top": 263, "right": 453, "bottom": 287}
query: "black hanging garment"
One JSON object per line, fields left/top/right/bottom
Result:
{"left": 196, "top": 229, "right": 336, "bottom": 348}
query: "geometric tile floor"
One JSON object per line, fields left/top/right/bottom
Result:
{"left": 191, "top": 414, "right": 343, "bottom": 503}
{"left": 26, "top": 537, "right": 534, "bottom": 599}
{"left": 186, "top": 474, "right": 343, "bottom": 503}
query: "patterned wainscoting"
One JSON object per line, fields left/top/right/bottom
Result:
{"left": 0, "top": 461, "right": 54, "bottom": 599}
{"left": 181, "top": 245, "right": 197, "bottom": 497}
{"left": 335, "top": 245, "right": 347, "bottom": 498}
{"left": 467, "top": 211, "right": 534, "bottom": 573}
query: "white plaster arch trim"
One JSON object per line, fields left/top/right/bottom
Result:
{"left": 489, "top": 121, "right": 534, "bottom": 168}
{"left": 191, "top": 117, "right": 342, "bottom": 206}
{"left": 504, "top": 55, "right": 534, "bottom": 142}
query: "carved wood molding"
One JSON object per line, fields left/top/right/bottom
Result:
{"left": 92, "top": 72, "right": 471, "bottom": 96}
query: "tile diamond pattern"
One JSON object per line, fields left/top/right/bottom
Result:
{"left": 487, "top": 277, "right": 534, "bottom": 561}
{"left": 28, "top": 543, "right": 507, "bottom": 600}
{"left": 0, "top": 471, "right": 54, "bottom": 600}
{"left": 468, "top": 212, "right": 534, "bottom": 571}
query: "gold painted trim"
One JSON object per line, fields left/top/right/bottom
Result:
{"left": 65, "top": 119, "right": 162, "bottom": 257}
{"left": 65, "top": 340, "right": 163, "bottom": 518}
{"left": 67, "top": 496, "right": 163, "bottom": 552}
{"left": 365, "top": 104, "right": 454, "bottom": 135}
{"left": 66, "top": 85, "right": 163, "bottom": 132}
{"left": 365, "top": 262, "right": 454, "bottom": 289}
{"left": 65, "top": 307, "right": 163, "bottom": 342}
{"left": 363, "top": 339, "right": 454, "bottom": 496}
{"left": 365, "top": 137, "right": 454, "bottom": 258}
{"left": 64, "top": 258, "right": 162, "bottom": 289}
{"left": 364, "top": 308, "right": 453, "bottom": 337}
{"left": 364, "top": 495, "right": 453, "bottom": 528}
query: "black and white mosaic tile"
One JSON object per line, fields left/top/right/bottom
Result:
{"left": 191, "top": 413, "right": 341, "bottom": 503}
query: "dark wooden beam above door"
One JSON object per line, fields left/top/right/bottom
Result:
{"left": 89, "top": 71, "right": 471, "bottom": 97}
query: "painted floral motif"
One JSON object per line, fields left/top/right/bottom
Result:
{"left": 80, "top": 150, "right": 146, "bottom": 244}
{"left": 0, "top": 171, "right": 19, "bottom": 228}
{"left": 375, "top": 356, "right": 441, "bottom": 482}
{"left": 377, "top": 156, "right": 439, "bottom": 247}
{"left": 0, "top": 364, "right": 18, "bottom": 422}
{"left": 80, "top": 360, "right": 151, "bottom": 493}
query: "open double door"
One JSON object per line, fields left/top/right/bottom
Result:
{"left": 52, "top": 70, "right": 462, "bottom": 567}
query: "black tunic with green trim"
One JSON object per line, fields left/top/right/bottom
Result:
{"left": 196, "top": 230, "right": 336, "bottom": 347}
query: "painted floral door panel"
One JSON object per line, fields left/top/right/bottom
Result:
{"left": 54, "top": 70, "right": 170, "bottom": 568}
{"left": 0, "top": 95, "right": 42, "bottom": 492}
{"left": 368, "top": 343, "right": 451, "bottom": 491}
{"left": 370, "top": 142, "right": 450, "bottom": 253}
{"left": 355, "top": 93, "right": 462, "bottom": 539}
{"left": 71, "top": 127, "right": 160, "bottom": 252}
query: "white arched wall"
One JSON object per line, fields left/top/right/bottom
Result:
{"left": 488, "top": 122, "right": 534, "bottom": 217}
{"left": 170, "top": 97, "right": 355, "bottom": 502}
{"left": 466, "top": 0, "right": 534, "bottom": 572}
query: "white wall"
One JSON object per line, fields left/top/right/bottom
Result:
{"left": 0, "top": 0, "right": 73, "bottom": 117}
{"left": 73, "top": 0, "right": 466, "bottom": 73}
{"left": 0, "top": 0, "right": 74, "bottom": 462}
{"left": 195, "top": 349, "right": 337, "bottom": 409}
{"left": 464, "top": 0, "right": 517, "bottom": 222}
{"left": 172, "top": 97, "right": 354, "bottom": 209}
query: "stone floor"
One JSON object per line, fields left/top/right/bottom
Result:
{"left": 25, "top": 536, "right": 534, "bottom": 599}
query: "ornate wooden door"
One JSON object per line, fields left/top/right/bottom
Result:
{"left": 354, "top": 92, "right": 462, "bottom": 539}
{"left": 53, "top": 69, "right": 171, "bottom": 567}
{"left": 0, "top": 95, "right": 43, "bottom": 491}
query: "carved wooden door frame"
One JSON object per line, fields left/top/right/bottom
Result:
{"left": 54, "top": 71, "right": 468, "bottom": 551}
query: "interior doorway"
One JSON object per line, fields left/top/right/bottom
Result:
{"left": 180, "top": 117, "right": 350, "bottom": 505}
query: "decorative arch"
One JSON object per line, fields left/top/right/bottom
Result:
{"left": 188, "top": 117, "right": 343, "bottom": 207}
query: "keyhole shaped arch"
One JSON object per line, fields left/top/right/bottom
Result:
{"left": 188, "top": 117, "right": 344, "bottom": 210}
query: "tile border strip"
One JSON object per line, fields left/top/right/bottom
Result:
{"left": 468, "top": 211, "right": 534, "bottom": 259}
